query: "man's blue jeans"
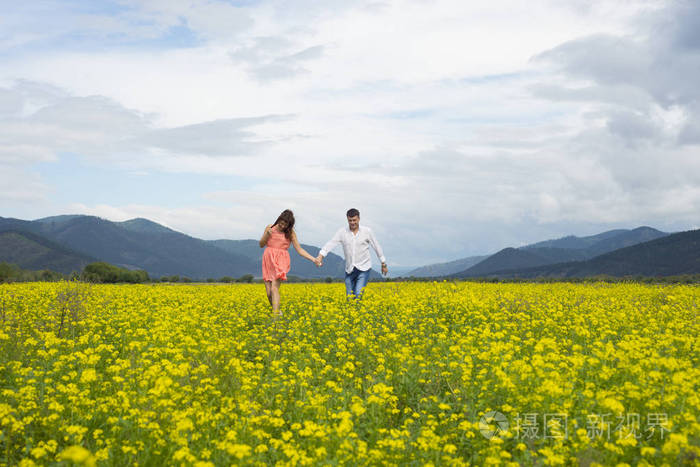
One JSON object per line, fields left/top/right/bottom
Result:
{"left": 345, "top": 267, "right": 370, "bottom": 298}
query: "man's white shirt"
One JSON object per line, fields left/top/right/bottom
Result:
{"left": 319, "top": 226, "right": 386, "bottom": 273}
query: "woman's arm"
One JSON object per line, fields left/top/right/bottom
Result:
{"left": 290, "top": 230, "right": 316, "bottom": 262}
{"left": 259, "top": 224, "right": 273, "bottom": 248}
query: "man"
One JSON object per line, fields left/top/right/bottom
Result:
{"left": 316, "top": 208, "right": 388, "bottom": 297}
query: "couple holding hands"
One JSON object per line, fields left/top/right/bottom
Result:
{"left": 259, "top": 208, "right": 388, "bottom": 315}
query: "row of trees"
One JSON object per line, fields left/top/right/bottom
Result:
{"left": 81, "top": 262, "right": 150, "bottom": 283}
{"left": 170, "top": 275, "right": 339, "bottom": 283}
{"left": 0, "top": 262, "right": 266, "bottom": 284}
{"left": 393, "top": 274, "right": 700, "bottom": 284}
{"left": 0, "top": 262, "right": 65, "bottom": 282}
{"left": 4, "top": 261, "right": 698, "bottom": 284}
{"left": 0, "top": 261, "right": 149, "bottom": 284}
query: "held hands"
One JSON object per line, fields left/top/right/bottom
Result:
{"left": 313, "top": 255, "right": 323, "bottom": 267}
{"left": 381, "top": 263, "right": 388, "bottom": 276}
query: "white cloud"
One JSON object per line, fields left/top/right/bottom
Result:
{"left": 0, "top": 166, "right": 50, "bottom": 203}
{"left": 1, "top": 0, "right": 698, "bottom": 266}
{"left": 0, "top": 81, "right": 289, "bottom": 169}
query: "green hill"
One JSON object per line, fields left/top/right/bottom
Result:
{"left": 562, "top": 226, "right": 668, "bottom": 257}
{"left": 457, "top": 229, "right": 700, "bottom": 278}
{"left": 461, "top": 247, "right": 575, "bottom": 277}
{"left": 522, "top": 228, "right": 630, "bottom": 249}
{"left": 0, "top": 230, "right": 95, "bottom": 273}
{"left": 115, "top": 218, "right": 178, "bottom": 234}
{"left": 457, "top": 227, "right": 669, "bottom": 277}
{"left": 1, "top": 216, "right": 257, "bottom": 279}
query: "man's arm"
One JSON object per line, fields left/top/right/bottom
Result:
{"left": 367, "top": 228, "right": 388, "bottom": 276}
{"left": 318, "top": 228, "right": 343, "bottom": 259}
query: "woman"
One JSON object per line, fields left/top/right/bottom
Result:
{"left": 259, "top": 209, "right": 319, "bottom": 315}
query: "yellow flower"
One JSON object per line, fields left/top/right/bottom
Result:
{"left": 79, "top": 368, "right": 97, "bottom": 384}
{"left": 255, "top": 444, "right": 268, "bottom": 454}
{"left": 30, "top": 446, "right": 47, "bottom": 459}
{"left": 351, "top": 400, "right": 366, "bottom": 416}
{"left": 175, "top": 417, "right": 194, "bottom": 432}
{"left": 226, "top": 444, "right": 252, "bottom": 460}
{"left": 600, "top": 397, "right": 625, "bottom": 415}
{"left": 2, "top": 281, "right": 698, "bottom": 465}
{"left": 57, "top": 446, "right": 96, "bottom": 467}
{"left": 640, "top": 447, "right": 656, "bottom": 456}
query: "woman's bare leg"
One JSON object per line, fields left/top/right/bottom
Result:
{"left": 264, "top": 281, "right": 273, "bottom": 307}
{"left": 271, "top": 279, "right": 282, "bottom": 315}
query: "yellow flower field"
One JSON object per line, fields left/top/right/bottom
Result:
{"left": 1, "top": 281, "right": 698, "bottom": 466}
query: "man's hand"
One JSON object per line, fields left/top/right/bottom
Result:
{"left": 315, "top": 255, "right": 323, "bottom": 267}
{"left": 381, "top": 263, "right": 388, "bottom": 276}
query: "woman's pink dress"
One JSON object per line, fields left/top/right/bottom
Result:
{"left": 262, "top": 228, "right": 291, "bottom": 281}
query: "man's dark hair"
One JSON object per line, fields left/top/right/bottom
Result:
{"left": 346, "top": 208, "right": 360, "bottom": 218}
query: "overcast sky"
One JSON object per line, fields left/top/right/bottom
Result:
{"left": 1, "top": 0, "right": 698, "bottom": 267}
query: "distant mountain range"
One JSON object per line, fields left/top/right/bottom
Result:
{"left": 0, "top": 215, "right": 368, "bottom": 279}
{"left": 406, "top": 255, "right": 489, "bottom": 277}
{"left": 1, "top": 215, "right": 696, "bottom": 279}
{"left": 521, "top": 226, "right": 668, "bottom": 255}
{"left": 454, "top": 229, "right": 700, "bottom": 278}
{"left": 459, "top": 227, "right": 669, "bottom": 277}
{"left": 406, "top": 227, "right": 672, "bottom": 278}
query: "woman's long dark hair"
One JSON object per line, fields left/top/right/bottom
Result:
{"left": 272, "top": 209, "right": 295, "bottom": 240}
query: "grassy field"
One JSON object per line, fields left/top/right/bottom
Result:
{"left": 0, "top": 281, "right": 698, "bottom": 466}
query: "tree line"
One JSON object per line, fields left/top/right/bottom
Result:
{"left": 2, "top": 261, "right": 698, "bottom": 284}
{"left": 0, "top": 261, "right": 339, "bottom": 284}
